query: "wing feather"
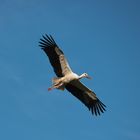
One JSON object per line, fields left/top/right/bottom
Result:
{"left": 65, "top": 80, "right": 106, "bottom": 115}
{"left": 39, "top": 34, "right": 72, "bottom": 77}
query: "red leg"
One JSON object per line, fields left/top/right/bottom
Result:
{"left": 48, "top": 87, "right": 52, "bottom": 91}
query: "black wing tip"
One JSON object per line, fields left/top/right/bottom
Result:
{"left": 89, "top": 99, "right": 106, "bottom": 116}
{"left": 39, "top": 34, "right": 57, "bottom": 48}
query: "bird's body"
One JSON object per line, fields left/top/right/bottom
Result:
{"left": 49, "top": 72, "right": 90, "bottom": 91}
{"left": 48, "top": 72, "right": 78, "bottom": 91}
{"left": 56, "top": 72, "right": 79, "bottom": 85}
{"left": 39, "top": 34, "right": 106, "bottom": 116}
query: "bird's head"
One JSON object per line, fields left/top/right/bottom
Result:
{"left": 80, "top": 73, "right": 92, "bottom": 79}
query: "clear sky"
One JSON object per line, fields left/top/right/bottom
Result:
{"left": 0, "top": 0, "right": 140, "bottom": 140}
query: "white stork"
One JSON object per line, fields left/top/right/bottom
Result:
{"left": 39, "top": 34, "right": 106, "bottom": 116}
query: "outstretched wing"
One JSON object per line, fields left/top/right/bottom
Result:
{"left": 65, "top": 80, "right": 106, "bottom": 115}
{"left": 39, "top": 34, "right": 72, "bottom": 77}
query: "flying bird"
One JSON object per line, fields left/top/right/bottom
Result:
{"left": 39, "top": 34, "right": 106, "bottom": 116}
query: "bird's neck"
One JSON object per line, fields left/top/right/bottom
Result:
{"left": 78, "top": 74, "right": 85, "bottom": 79}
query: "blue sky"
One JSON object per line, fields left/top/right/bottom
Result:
{"left": 0, "top": 0, "right": 140, "bottom": 140}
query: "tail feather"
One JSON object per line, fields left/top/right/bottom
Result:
{"left": 52, "top": 77, "right": 61, "bottom": 85}
{"left": 51, "top": 77, "right": 65, "bottom": 91}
